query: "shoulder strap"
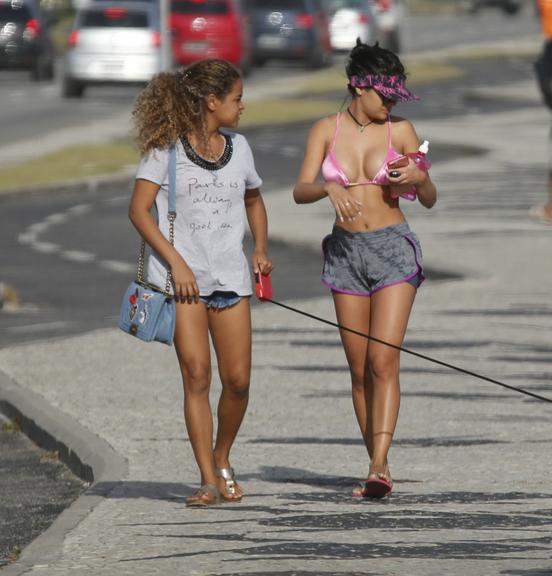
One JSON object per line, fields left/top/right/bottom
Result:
{"left": 136, "top": 145, "right": 177, "bottom": 295}
{"left": 168, "top": 145, "right": 177, "bottom": 215}
{"left": 330, "top": 112, "right": 341, "bottom": 150}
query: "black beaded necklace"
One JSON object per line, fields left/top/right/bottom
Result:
{"left": 347, "top": 107, "right": 375, "bottom": 133}
{"left": 180, "top": 133, "right": 233, "bottom": 171}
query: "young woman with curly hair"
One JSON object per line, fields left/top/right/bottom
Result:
{"left": 129, "top": 59, "right": 272, "bottom": 506}
{"left": 294, "top": 41, "right": 437, "bottom": 499}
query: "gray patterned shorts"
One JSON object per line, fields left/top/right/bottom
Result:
{"left": 321, "top": 222, "right": 424, "bottom": 296}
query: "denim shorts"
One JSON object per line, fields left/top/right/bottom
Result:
{"left": 199, "top": 291, "right": 242, "bottom": 310}
{"left": 321, "top": 222, "right": 425, "bottom": 296}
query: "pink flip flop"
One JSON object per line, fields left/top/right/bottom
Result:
{"left": 363, "top": 474, "right": 393, "bottom": 499}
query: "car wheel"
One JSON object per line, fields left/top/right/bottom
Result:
{"left": 503, "top": 1, "right": 521, "bottom": 15}
{"left": 307, "top": 44, "right": 330, "bottom": 69}
{"left": 62, "top": 76, "right": 85, "bottom": 98}
{"left": 31, "top": 55, "right": 55, "bottom": 82}
{"left": 240, "top": 53, "right": 253, "bottom": 77}
{"left": 380, "top": 29, "right": 401, "bottom": 54}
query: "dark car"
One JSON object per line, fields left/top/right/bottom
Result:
{"left": 246, "top": 0, "right": 332, "bottom": 68}
{"left": 466, "top": 0, "right": 522, "bottom": 15}
{"left": 170, "top": 0, "right": 252, "bottom": 75}
{"left": 0, "top": 0, "right": 55, "bottom": 80}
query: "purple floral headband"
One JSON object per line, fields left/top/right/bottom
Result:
{"left": 349, "top": 74, "right": 419, "bottom": 102}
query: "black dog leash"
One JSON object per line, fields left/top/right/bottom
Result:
{"left": 261, "top": 297, "right": 552, "bottom": 405}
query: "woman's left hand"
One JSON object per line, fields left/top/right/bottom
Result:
{"left": 253, "top": 250, "right": 273, "bottom": 276}
{"left": 387, "top": 158, "right": 427, "bottom": 188}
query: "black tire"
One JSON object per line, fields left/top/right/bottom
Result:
{"left": 502, "top": 2, "right": 521, "bottom": 15}
{"left": 31, "top": 55, "right": 55, "bottom": 82}
{"left": 240, "top": 53, "right": 253, "bottom": 77}
{"left": 62, "top": 76, "right": 85, "bottom": 98}
{"left": 380, "top": 29, "right": 401, "bottom": 55}
{"left": 307, "top": 43, "right": 331, "bottom": 69}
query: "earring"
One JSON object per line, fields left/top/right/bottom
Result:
{"left": 355, "top": 88, "right": 362, "bottom": 96}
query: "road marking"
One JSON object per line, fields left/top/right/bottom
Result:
{"left": 27, "top": 222, "right": 49, "bottom": 234}
{"left": 99, "top": 260, "right": 135, "bottom": 273}
{"left": 7, "top": 321, "right": 72, "bottom": 334}
{"left": 18, "top": 232, "right": 37, "bottom": 245}
{"left": 62, "top": 250, "right": 96, "bottom": 263}
{"left": 66, "top": 204, "right": 93, "bottom": 215}
{"left": 45, "top": 213, "right": 67, "bottom": 225}
{"left": 33, "top": 242, "right": 60, "bottom": 254}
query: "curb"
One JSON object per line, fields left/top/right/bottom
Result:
{"left": 0, "top": 370, "right": 128, "bottom": 575}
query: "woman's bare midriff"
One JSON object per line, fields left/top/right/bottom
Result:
{"left": 335, "top": 184, "right": 406, "bottom": 232}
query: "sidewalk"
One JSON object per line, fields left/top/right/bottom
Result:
{"left": 1, "top": 63, "right": 552, "bottom": 576}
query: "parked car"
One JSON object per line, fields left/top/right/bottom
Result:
{"left": 0, "top": 0, "right": 55, "bottom": 80}
{"left": 246, "top": 0, "right": 332, "bottom": 69}
{"left": 373, "top": 0, "right": 404, "bottom": 54}
{"left": 62, "top": 1, "right": 162, "bottom": 98}
{"left": 325, "top": 0, "right": 378, "bottom": 52}
{"left": 170, "top": 0, "right": 252, "bottom": 75}
{"left": 465, "top": 0, "right": 522, "bottom": 15}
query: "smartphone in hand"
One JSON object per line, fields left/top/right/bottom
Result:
{"left": 387, "top": 155, "right": 409, "bottom": 170}
{"left": 255, "top": 272, "right": 273, "bottom": 301}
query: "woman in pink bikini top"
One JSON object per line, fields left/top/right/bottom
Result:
{"left": 293, "top": 40, "right": 437, "bottom": 500}
{"left": 321, "top": 111, "right": 417, "bottom": 200}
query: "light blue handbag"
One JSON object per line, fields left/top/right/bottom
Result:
{"left": 118, "top": 146, "right": 177, "bottom": 345}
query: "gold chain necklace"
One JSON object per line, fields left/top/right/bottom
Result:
{"left": 347, "top": 108, "right": 374, "bottom": 133}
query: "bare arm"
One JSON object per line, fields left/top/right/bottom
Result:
{"left": 293, "top": 118, "right": 363, "bottom": 222}
{"left": 293, "top": 119, "right": 333, "bottom": 204}
{"left": 388, "top": 119, "right": 437, "bottom": 209}
{"left": 244, "top": 188, "right": 273, "bottom": 275}
{"left": 128, "top": 178, "right": 199, "bottom": 301}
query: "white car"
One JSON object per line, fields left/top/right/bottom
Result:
{"left": 326, "top": 0, "right": 379, "bottom": 52}
{"left": 62, "top": 1, "right": 162, "bottom": 98}
{"left": 373, "top": 0, "right": 404, "bottom": 54}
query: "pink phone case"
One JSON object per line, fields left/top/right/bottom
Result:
{"left": 387, "top": 155, "right": 409, "bottom": 169}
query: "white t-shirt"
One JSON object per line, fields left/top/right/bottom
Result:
{"left": 135, "top": 131, "right": 262, "bottom": 296}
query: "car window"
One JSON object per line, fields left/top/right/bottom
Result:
{"left": 247, "top": 0, "right": 306, "bottom": 10}
{"left": 0, "top": 3, "right": 32, "bottom": 22}
{"left": 80, "top": 7, "right": 149, "bottom": 27}
{"left": 171, "top": 0, "right": 229, "bottom": 15}
{"left": 325, "top": 0, "right": 365, "bottom": 13}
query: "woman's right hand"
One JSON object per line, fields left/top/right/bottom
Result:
{"left": 170, "top": 258, "right": 199, "bottom": 303}
{"left": 326, "top": 183, "right": 363, "bottom": 223}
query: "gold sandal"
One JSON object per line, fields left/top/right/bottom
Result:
{"left": 185, "top": 483, "right": 220, "bottom": 507}
{"left": 216, "top": 467, "right": 243, "bottom": 502}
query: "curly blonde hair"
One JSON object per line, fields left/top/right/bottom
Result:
{"left": 132, "top": 59, "right": 241, "bottom": 155}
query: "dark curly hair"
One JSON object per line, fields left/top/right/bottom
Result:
{"left": 132, "top": 59, "right": 241, "bottom": 155}
{"left": 345, "top": 39, "right": 406, "bottom": 98}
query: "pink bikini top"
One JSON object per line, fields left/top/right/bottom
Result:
{"left": 321, "top": 112, "right": 403, "bottom": 188}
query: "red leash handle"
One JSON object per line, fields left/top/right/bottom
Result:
{"left": 254, "top": 272, "right": 273, "bottom": 301}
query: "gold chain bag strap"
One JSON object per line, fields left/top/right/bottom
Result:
{"left": 118, "top": 145, "right": 177, "bottom": 345}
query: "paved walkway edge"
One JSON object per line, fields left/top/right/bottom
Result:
{"left": 0, "top": 370, "right": 128, "bottom": 576}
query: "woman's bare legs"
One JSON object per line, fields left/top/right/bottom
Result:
{"left": 174, "top": 301, "right": 217, "bottom": 489}
{"left": 367, "top": 283, "right": 416, "bottom": 476}
{"left": 209, "top": 298, "right": 252, "bottom": 498}
{"left": 333, "top": 282, "right": 416, "bottom": 481}
{"left": 333, "top": 292, "right": 373, "bottom": 455}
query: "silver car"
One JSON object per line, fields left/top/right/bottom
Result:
{"left": 326, "top": 0, "right": 379, "bottom": 52}
{"left": 62, "top": 1, "right": 162, "bottom": 98}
